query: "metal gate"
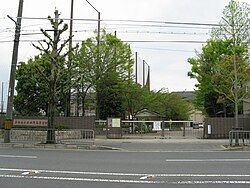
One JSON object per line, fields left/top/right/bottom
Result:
{"left": 95, "top": 120, "right": 204, "bottom": 138}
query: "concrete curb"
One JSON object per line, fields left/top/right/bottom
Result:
{"left": 0, "top": 143, "right": 118, "bottom": 150}
{"left": 222, "top": 144, "right": 250, "bottom": 151}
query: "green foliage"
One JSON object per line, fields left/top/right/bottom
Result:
{"left": 14, "top": 55, "right": 49, "bottom": 116}
{"left": 188, "top": 1, "right": 249, "bottom": 117}
{"left": 189, "top": 39, "right": 249, "bottom": 117}
{"left": 148, "top": 91, "right": 192, "bottom": 120}
{"left": 121, "top": 81, "right": 149, "bottom": 118}
{"left": 72, "top": 30, "right": 134, "bottom": 118}
{"left": 14, "top": 54, "right": 67, "bottom": 116}
{"left": 97, "top": 72, "right": 124, "bottom": 119}
{"left": 212, "top": 0, "right": 250, "bottom": 44}
{"left": 122, "top": 85, "right": 192, "bottom": 120}
{"left": 14, "top": 11, "right": 71, "bottom": 120}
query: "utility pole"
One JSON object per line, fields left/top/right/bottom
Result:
{"left": 143, "top": 60, "right": 145, "bottom": 86}
{"left": 1, "top": 82, "right": 4, "bottom": 113}
{"left": 65, "top": 0, "right": 74, "bottom": 117}
{"left": 85, "top": 0, "right": 100, "bottom": 119}
{"left": 145, "top": 65, "right": 150, "bottom": 90}
{"left": 4, "top": 0, "right": 24, "bottom": 143}
{"left": 135, "top": 52, "right": 138, "bottom": 84}
{"left": 97, "top": 11, "right": 100, "bottom": 47}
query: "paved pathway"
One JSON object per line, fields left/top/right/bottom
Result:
{"left": 94, "top": 138, "right": 229, "bottom": 151}
{"left": 1, "top": 137, "right": 245, "bottom": 151}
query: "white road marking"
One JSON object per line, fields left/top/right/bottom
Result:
{"left": 21, "top": 172, "right": 31, "bottom": 175}
{"left": 21, "top": 171, "right": 39, "bottom": 175}
{"left": 140, "top": 175, "right": 155, "bottom": 180}
{"left": 1, "top": 167, "right": 250, "bottom": 177}
{"left": 175, "top": 180, "right": 250, "bottom": 184}
{"left": 166, "top": 159, "right": 250, "bottom": 162}
{"left": 1, "top": 175, "right": 250, "bottom": 184}
{"left": 0, "top": 155, "right": 37, "bottom": 159}
{"left": 97, "top": 150, "right": 250, "bottom": 153}
{"left": 0, "top": 174, "right": 163, "bottom": 184}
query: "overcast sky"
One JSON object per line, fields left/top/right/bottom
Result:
{"left": 0, "top": 0, "right": 249, "bottom": 104}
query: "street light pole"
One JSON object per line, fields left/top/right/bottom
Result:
{"left": 85, "top": 0, "right": 100, "bottom": 45}
{"left": 65, "top": 0, "right": 74, "bottom": 117}
{"left": 4, "top": 0, "right": 24, "bottom": 143}
{"left": 85, "top": 0, "right": 100, "bottom": 119}
{"left": 1, "top": 82, "right": 4, "bottom": 113}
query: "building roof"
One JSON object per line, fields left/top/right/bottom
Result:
{"left": 135, "top": 109, "right": 163, "bottom": 118}
{"left": 171, "top": 91, "right": 195, "bottom": 102}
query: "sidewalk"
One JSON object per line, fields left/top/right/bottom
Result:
{"left": 0, "top": 138, "right": 232, "bottom": 151}
{"left": 94, "top": 138, "right": 230, "bottom": 151}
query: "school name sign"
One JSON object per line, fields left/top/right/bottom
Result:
{"left": 13, "top": 119, "right": 48, "bottom": 127}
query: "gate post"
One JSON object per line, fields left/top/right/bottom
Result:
{"left": 183, "top": 122, "right": 186, "bottom": 137}
{"left": 161, "top": 120, "right": 165, "bottom": 138}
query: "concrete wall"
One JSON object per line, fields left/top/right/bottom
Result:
{"left": 0, "top": 129, "right": 94, "bottom": 143}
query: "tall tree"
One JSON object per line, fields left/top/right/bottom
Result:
{"left": 33, "top": 10, "right": 72, "bottom": 143}
{"left": 72, "top": 39, "right": 96, "bottom": 116}
{"left": 96, "top": 31, "right": 134, "bottom": 119}
{"left": 189, "top": 0, "right": 249, "bottom": 119}
{"left": 189, "top": 40, "right": 236, "bottom": 116}
{"left": 72, "top": 31, "right": 134, "bottom": 118}
{"left": 212, "top": 0, "right": 249, "bottom": 128}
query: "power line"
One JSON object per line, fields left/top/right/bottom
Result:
{"left": 15, "top": 16, "right": 220, "bottom": 27}
{"left": 102, "top": 30, "right": 210, "bottom": 35}
{"left": 122, "top": 40, "right": 206, "bottom": 43}
{"left": 19, "top": 30, "right": 210, "bottom": 36}
{"left": 21, "top": 21, "right": 212, "bottom": 30}
{"left": 0, "top": 39, "right": 207, "bottom": 44}
{"left": 103, "top": 19, "right": 221, "bottom": 27}
{"left": 133, "top": 46, "right": 195, "bottom": 52}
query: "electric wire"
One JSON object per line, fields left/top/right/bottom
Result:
{"left": 15, "top": 16, "right": 221, "bottom": 27}
{"left": 0, "top": 39, "right": 207, "bottom": 44}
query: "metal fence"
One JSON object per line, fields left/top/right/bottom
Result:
{"left": 58, "top": 129, "right": 95, "bottom": 145}
{"left": 229, "top": 130, "right": 250, "bottom": 146}
{"left": 95, "top": 120, "right": 204, "bottom": 138}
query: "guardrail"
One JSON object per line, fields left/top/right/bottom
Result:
{"left": 229, "top": 130, "right": 250, "bottom": 146}
{"left": 57, "top": 129, "right": 94, "bottom": 145}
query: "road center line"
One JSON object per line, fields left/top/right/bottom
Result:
{"left": 0, "top": 155, "right": 37, "bottom": 159}
{"left": 1, "top": 167, "right": 250, "bottom": 177}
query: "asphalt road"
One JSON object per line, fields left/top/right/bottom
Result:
{"left": 0, "top": 147, "right": 250, "bottom": 188}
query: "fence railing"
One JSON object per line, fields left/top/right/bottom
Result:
{"left": 229, "top": 130, "right": 250, "bottom": 146}
{"left": 95, "top": 120, "right": 203, "bottom": 138}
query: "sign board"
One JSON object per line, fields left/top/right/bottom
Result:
{"left": 13, "top": 119, "right": 48, "bottom": 127}
{"left": 4, "top": 120, "right": 12, "bottom": 129}
{"left": 106, "top": 118, "right": 122, "bottom": 139}
{"left": 107, "top": 118, "right": 121, "bottom": 128}
{"left": 207, "top": 124, "right": 212, "bottom": 135}
{"left": 112, "top": 118, "right": 121, "bottom": 128}
{"left": 153, "top": 121, "right": 161, "bottom": 131}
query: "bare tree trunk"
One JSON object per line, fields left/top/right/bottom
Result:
{"left": 47, "top": 74, "right": 56, "bottom": 143}
{"left": 47, "top": 10, "right": 59, "bottom": 144}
